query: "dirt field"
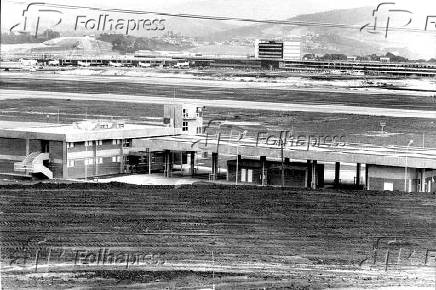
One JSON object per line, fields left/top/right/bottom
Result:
{"left": 1, "top": 183, "right": 435, "bottom": 289}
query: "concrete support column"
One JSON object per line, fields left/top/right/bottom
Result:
{"left": 163, "top": 151, "right": 167, "bottom": 177}
{"left": 236, "top": 155, "right": 241, "bottom": 184}
{"left": 260, "top": 156, "right": 266, "bottom": 186}
{"left": 420, "top": 168, "right": 426, "bottom": 192}
{"left": 190, "top": 151, "right": 195, "bottom": 177}
{"left": 311, "top": 160, "right": 318, "bottom": 189}
{"left": 119, "top": 141, "right": 124, "bottom": 174}
{"left": 94, "top": 141, "right": 97, "bottom": 176}
{"left": 365, "top": 164, "right": 370, "bottom": 190}
{"left": 163, "top": 150, "right": 171, "bottom": 178}
{"left": 334, "top": 162, "right": 340, "bottom": 187}
{"left": 306, "top": 160, "right": 312, "bottom": 188}
{"left": 25, "top": 139, "right": 30, "bottom": 156}
{"left": 211, "top": 152, "right": 218, "bottom": 180}
{"left": 168, "top": 151, "right": 173, "bottom": 178}
{"left": 147, "top": 148, "right": 152, "bottom": 174}
{"left": 356, "top": 163, "right": 361, "bottom": 187}
{"left": 62, "top": 141, "right": 68, "bottom": 179}
{"left": 180, "top": 152, "right": 183, "bottom": 176}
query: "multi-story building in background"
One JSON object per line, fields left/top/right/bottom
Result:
{"left": 254, "top": 39, "right": 301, "bottom": 60}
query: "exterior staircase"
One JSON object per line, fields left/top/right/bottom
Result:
{"left": 14, "top": 152, "right": 53, "bottom": 179}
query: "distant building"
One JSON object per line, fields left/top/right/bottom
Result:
{"left": 347, "top": 56, "right": 358, "bottom": 62}
{"left": 380, "top": 57, "right": 390, "bottom": 63}
{"left": 254, "top": 39, "right": 301, "bottom": 61}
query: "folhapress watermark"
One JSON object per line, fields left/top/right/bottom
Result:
{"left": 255, "top": 131, "right": 346, "bottom": 149}
{"left": 9, "top": 2, "right": 166, "bottom": 37}
{"left": 74, "top": 15, "right": 166, "bottom": 35}
{"left": 359, "top": 237, "right": 436, "bottom": 270}
{"left": 8, "top": 247, "right": 166, "bottom": 271}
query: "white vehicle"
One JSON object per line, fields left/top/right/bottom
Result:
{"left": 138, "top": 62, "right": 151, "bottom": 68}
{"left": 48, "top": 60, "right": 59, "bottom": 66}
{"left": 77, "top": 61, "right": 90, "bottom": 67}
{"left": 174, "top": 61, "right": 190, "bottom": 69}
{"left": 109, "top": 61, "right": 123, "bottom": 67}
{"left": 19, "top": 59, "right": 37, "bottom": 67}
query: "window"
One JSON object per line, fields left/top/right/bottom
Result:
{"left": 196, "top": 127, "right": 202, "bottom": 134}
{"left": 96, "top": 157, "right": 103, "bottom": 164}
{"left": 85, "top": 158, "right": 94, "bottom": 166}
{"left": 247, "top": 169, "right": 253, "bottom": 183}
{"left": 112, "top": 139, "right": 121, "bottom": 145}
{"left": 96, "top": 140, "right": 103, "bottom": 146}
{"left": 196, "top": 107, "right": 203, "bottom": 117}
{"left": 67, "top": 160, "right": 75, "bottom": 168}
{"left": 112, "top": 156, "right": 121, "bottom": 162}
{"left": 384, "top": 182, "right": 394, "bottom": 191}
{"left": 182, "top": 121, "right": 188, "bottom": 132}
{"left": 241, "top": 168, "right": 247, "bottom": 182}
{"left": 182, "top": 108, "right": 188, "bottom": 118}
{"left": 67, "top": 142, "right": 74, "bottom": 149}
{"left": 85, "top": 141, "right": 93, "bottom": 147}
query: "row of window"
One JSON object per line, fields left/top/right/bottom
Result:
{"left": 181, "top": 122, "right": 202, "bottom": 133}
{"left": 240, "top": 168, "right": 253, "bottom": 183}
{"left": 67, "top": 156, "right": 122, "bottom": 168}
{"left": 67, "top": 139, "right": 125, "bottom": 149}
{"left": 182, "top": 108, "right": 203, "bottom": 119}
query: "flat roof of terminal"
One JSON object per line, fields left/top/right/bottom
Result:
{"left": 0, "top": 120, "right": 180, "bottom": 142}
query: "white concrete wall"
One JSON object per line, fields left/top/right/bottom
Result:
{"left": 283, "top": 41, "right": 301, "bottom": 60}
{"left": 368, "top": 165, "right": 417, "bottom": 179}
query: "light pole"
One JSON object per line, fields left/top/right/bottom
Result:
{"left": 404, "top": 139, "right": 413, "bottom": 192}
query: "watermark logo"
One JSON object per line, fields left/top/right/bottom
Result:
{"left": 74, "top": 15, "right": 165, "bottom": 35}
{"left": 9, "top": 3, "right": 63, "bottom": 38}
{"left": 255, "top": 131, "right": 346, "bottom": 149}
{"left": 191, "top": 119, "right": 346, "bottom": 150}
{"left": 9, "top": 2, "right": 166, "bottom": 37}
{"left": 360, "top": 2, "right": 436, "bottom": 38}
{"left": 359, "top": 237, "right": 436, "bottom": 270}
{"left": 8, "top": 246, "right": 166, "bottom": 271}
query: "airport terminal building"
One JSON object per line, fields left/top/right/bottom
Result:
{"left": 0, "top": 104, "right": 203, "bottom": 180}
{"left": 0, "top": 120, "right": 180, "bottom": 179}
{"left": 0, "top": 102, "right": 435, "bottom": 192}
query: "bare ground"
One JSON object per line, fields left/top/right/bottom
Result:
{"left": 1, "top": 183, "right": 435, "bottom": 289}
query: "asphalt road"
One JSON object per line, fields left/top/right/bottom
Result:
{"left": 1, "top": 89, "right": 436, "bottom": 119}
{"left": 1, "top": 74, "right": 436, "bottom": 112}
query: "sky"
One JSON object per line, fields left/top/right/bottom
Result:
{"left": 2, "top": 0, "right": 435, "bottom": 30}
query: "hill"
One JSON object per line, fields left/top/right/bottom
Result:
{"left": 204, "top": 7, "right": 435, "bottom": 59}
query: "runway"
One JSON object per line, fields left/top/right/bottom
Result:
{"left": 1, "top": 89, "right": 436, "bottom": 119}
